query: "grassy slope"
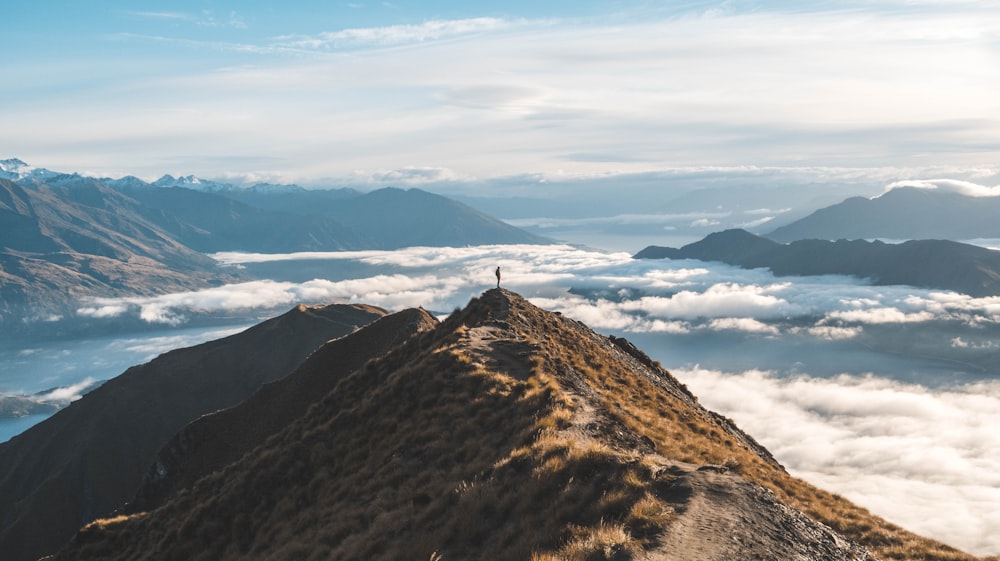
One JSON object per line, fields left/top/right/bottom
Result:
{"left": 54, "top": 290, "right": 982, "bottom": 561}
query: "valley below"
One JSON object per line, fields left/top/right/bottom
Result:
{"left": 4, "top": 244, "right": 999, "bottom": 557}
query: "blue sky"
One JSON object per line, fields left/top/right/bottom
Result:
{"left": 3, "top": 1, "right": 999, "bottom": 189}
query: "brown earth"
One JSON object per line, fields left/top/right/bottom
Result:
{"left": 48, "top": 290, "right": 984, "bottom": 561}
{"left": 131, "top": 307, "right": 439, "bottom": 512}
{"left": 0, "top": 303, "right": 386, "bottom": 561}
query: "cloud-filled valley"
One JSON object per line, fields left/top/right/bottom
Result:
{"left": 682, "top": 367, "right": 1000, "bottom": 555}
{"left": 7, "top": 241, "right": 1000, "bottom": 556}
{"left": 7, "top": 1, "right": 1000, "bottom": 556}
{"left": 83, "top": 245, "right": 1000, "bottom": 339}
{"left": 59, "top": 243, "right": 1000, "bottom": 553}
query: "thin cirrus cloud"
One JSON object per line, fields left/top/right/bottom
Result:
{"left": 6, "top": 4, "right": 1000, "bottom": 183}
{"left": 273, "top": 17, "right": 517, "bottom": 49}
{"left": 119, "top": 9, "right": 248, "bottom": 29}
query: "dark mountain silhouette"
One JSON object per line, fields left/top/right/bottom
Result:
{"left": 636, "top": 229, "right": 1000, "bottom": 297}
{"left": 51, "top": 290, "right": 973, "bottom": 561}
{"left": 132, "top": 307, "right": 439, "bottom": 512}
{"left": 0, "top": 177, "right": 239, "bottom": 329}
{"left": 768, "top": 186, "right": 1000, "bottom": 242}
{"left": 0, "top": 303, "right": 386, "bottom": 561}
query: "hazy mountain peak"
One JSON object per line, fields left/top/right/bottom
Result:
{"left": 0, "top": 158, "right": 58, "bottom": 181}
{"left": 769, "top": 184, "right": 1000, "bottom": 242}
{"left": 0, "top": 157, "right": 30, "bottom": 172}
{"left": 153, "top": 174, "right": 210, "bottom": 188}
{"left": 637, "top": 229, "right": 1000, "bottom": 297}
{"left": 878, "top": 179, "right": 1000, "bottom": 199}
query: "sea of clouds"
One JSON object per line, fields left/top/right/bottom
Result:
{"left": 67, "top": 244, "right": 1000, "bottom": 554}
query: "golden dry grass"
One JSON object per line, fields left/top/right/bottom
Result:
{"left": 53, "top": 291, "right": 984, "bottom": 561}
{"left": 512, "top": 292, "right": 980, "bottom": 561}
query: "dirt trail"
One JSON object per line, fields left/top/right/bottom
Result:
{"left": 653, "top": 467, "right": 873, "bottom": 561}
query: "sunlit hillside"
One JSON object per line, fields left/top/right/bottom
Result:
{"left": 53, "top": 290, "right": 979, "bottom": 561}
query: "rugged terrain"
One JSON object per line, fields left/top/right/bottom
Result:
{"left": 636, "top": 229, "right": 1000, "bottom": 297}
{"left": 1, "top": 160, "right": 549, "bottom": 335}
{"left": 0, "top": 303, "right": 386, "bottom": 561}
{"left": 50, "top": 290, "right": 978, "bottom": 561}
{"left": 0, "top": 177, "right": 238, "bottom": 329}
{"left": 132, "top": 307, "right": 440, "bottom": 512}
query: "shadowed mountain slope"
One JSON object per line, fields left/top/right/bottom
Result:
{"left": 0, "top": 178, "right": 236, "bottom": 327}
{"left": 316, "top": 187, "right": 551, "bottom": 248}
{"left": 53, "top": 290, "right": 976, "bottom": 561}
{"left": 636, "top": 229, "right": 1000, "bottom": 297}
{"left": 132, "top": 307, "right": 440, "bottom": 512}
{"left": 3, "top": 164, "right": 549, "bottom": 331}
{"left": 113, "top": 184, "right": 374, "bottom": 253}
{"left": 0, "top": 303, "right": 386, "bottom": 561}
{"left": 767, "top": 187, "right": 1000, "bottom": 242}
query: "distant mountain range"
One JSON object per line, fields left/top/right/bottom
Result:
{"left": 768, "top": 186, "right": 1000, "bottom": 242}
{"left": 23, "top": 290, "right": 972, "bottom": 561}
{"left": 635, "top": 229, "right": 1000, "bottom": 297}
{"left": 0, "top": 176, "right": 241, "bottom": 329}
{"left": 0, "top": 158, "right": 548, "bottom": 332}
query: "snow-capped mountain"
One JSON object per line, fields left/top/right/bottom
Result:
{"left": 0, "top": 158, "right": 59, "bottom": 181}
{"left": 2, "top": 158, "right": 298, "bottom": 193}
{"left": 152, "top": 174, "right": 234, "bottom": 191}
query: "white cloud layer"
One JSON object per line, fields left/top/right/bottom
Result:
{"left": 66, "top": 244, "right": 1000, "bottom": 554}
{"left": 677, "top": 367, "right": 1000, "bottom": 555}
{"left": 882, "top": 179, "right": 1000, "bottom": 197}
{"left": 91, "top": 245, "right": 1000, "bottom": 335}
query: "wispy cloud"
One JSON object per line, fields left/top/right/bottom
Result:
{"left": 274, "top": 17, "right": 517, "bottom": 49}
{"left": 881, "top": 178, "right": 1000, "bottom": 198}
{"left": 14, "top": 6, "right": 1000, "bottom": 183}
{"left": 120, "top": 9, "right": 247, "bottom": 29}
{"left": 34, "top": 377, "right": 98, "bottom": 403}
{"left": 121, "top": 11, "right": 192, "bottom": 21}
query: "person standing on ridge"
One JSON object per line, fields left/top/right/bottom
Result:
{"left": 495, "top": 266, "right": 501, "bottom": 288}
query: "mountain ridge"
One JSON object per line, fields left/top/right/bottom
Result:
{"left": 131, "top": 306, "right": 440, "bottom": 512}
{"left": 0, "top": 303, "right": 387, "bottom": 561}
{"left": 0, "top": 159, "right": 549, "bottom": 333}
{"left": 768, "top": 186, "right": 1000, "bottom": 242}
{"left": 49, "top": 290, "right": 977, "bottom": 561}
{"left": 636, "top": 229, "right": 1000, "bottom": 297}
{"left": 0, "top": 177, "right": 241, "bottom": 330}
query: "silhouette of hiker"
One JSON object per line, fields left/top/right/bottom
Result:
{"left": 495, "top": 266, "right": 501, "bottom": 288}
